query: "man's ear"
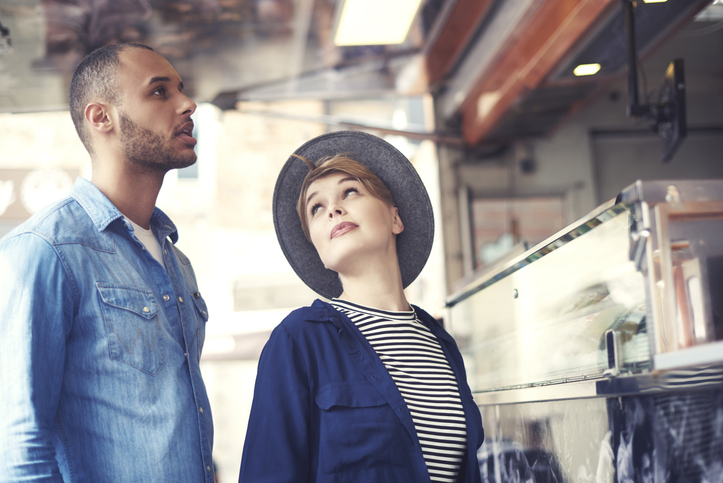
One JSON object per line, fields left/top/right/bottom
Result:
{"left": 85, "top": 103, "right": 113, "bottom": 134}
{"left": 391, "top": 207, "right": 404, "bottom": 235}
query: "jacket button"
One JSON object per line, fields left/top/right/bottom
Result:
{"left": 142, "top": 306, "right": 150, "bottom": 313}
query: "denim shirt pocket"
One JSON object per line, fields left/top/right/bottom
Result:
{"left": 191, "top": 292, "right": 209, "bottom": 360}
{"left": 315, "top": 381, "right": 404, "bottom": 474}
{"left": 97, "top": 283, "right": 164, "bottom": 375}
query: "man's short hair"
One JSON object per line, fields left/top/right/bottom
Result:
{"left": 69, "top": 43, "right": 153, "bottom": 155}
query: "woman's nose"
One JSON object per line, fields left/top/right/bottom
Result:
{"left": 328, "top": 205, "right": 344, "bottom": 218}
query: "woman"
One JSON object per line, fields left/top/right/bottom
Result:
{"left": 239, "top": 131, "right": 484, "bottom": 483}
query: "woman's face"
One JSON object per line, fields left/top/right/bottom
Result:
{"left": 304, "top": 171, "right": 403, "bottom": 274}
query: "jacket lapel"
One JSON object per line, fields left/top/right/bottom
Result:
{"left": 310, "top": 300, "right": 424, "bottom": 450}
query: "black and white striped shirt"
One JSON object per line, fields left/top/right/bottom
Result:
{"left": 331, "top": 299, "right": 467, "bottom": 483}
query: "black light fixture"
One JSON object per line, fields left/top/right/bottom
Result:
{"left": 623, "top": 0, "right": 686, "bottom": 163}
{"left": 0, "top": 20, "right": 11, "bottom": 54}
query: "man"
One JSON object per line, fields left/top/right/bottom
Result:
{"left": 0, "top": 43, "right": 215, "bottom": 482}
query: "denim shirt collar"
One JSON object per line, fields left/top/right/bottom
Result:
{"left": 70, "top": 177, "right": 179, "bottom": 243}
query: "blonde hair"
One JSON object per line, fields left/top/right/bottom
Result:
{"left": 295, "top": 153, "right": 395, "bottom": 241}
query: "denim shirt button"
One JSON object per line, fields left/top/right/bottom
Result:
{"left": 178, "top": 296, "right": 183, "bottom": 303}
{"left": 142, "top": 306, "right": 150, "bottom": 313}
{"left": 163, "top": 295, "right": 170, "bottom": 301}
{"left": 199, "top": 406, "right": 204, "bottom": 413}
{"left": 206, "top": 465, "right": 211, "bottom": 472}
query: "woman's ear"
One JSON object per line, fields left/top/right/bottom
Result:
{"left": 391, "top": 207, "right": 404, "bottom": 235}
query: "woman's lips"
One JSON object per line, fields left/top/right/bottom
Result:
{"left": 330, "top": 221, "right": 358, "bottom": 239}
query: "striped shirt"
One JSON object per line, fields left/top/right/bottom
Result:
{"left": 331, "top": 299, "right": 467, "bottom": 483}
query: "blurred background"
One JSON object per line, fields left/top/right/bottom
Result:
{"left": 1, "top": 0, "right": 722, "bottom": 480}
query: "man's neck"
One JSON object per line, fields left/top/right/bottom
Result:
{"left": 91, "top": 163, "right": 165, "bottom": 230}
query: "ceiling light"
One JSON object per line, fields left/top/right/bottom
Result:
{"left": 573, "top": 63, "right": 602, "bottom": 76}
{"left": 643, "top": 0, "right": 668, "bottom": 3}
{"left": 334, "top": 0, "right": 423, "bottom": 46}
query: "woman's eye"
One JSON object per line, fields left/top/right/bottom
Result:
{"left": 343, "top": 187, "right": 358, "bottom": 198}
{"left": 310, "top": 203, "right": 322, "bottom": 216}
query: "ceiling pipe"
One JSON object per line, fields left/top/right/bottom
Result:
{"left": 233, "top": 107, "right": 466, "bottom": 146}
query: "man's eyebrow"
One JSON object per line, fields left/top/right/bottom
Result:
{"left": 147, "top": 76, "right": 171, "bottom": 85}
{"left": 147, "top": 76, "right": 185, "bottom": 91}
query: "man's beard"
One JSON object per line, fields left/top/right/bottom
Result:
{"left": 118, "top": 110, "right": 197, "bottom": 172}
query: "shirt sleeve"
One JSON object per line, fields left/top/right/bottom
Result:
{"left": 0, "top": 233, "right": 73, "bottom": 481}
{"left": 238, "top": 321, "right": 311, "bottom": 483}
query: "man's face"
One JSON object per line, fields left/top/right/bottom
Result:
{"left": 114, "top": 48, "right": 197, "bottom": 171}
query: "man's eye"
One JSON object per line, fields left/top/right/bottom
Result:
{"left": 153, "top": 87, "right": 166, "bottom": 96}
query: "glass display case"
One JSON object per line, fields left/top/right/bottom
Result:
{"left": 448, "top": 179, "right": 723, "bottom": 395}
{"left": 446, "top": 179, "right": 723, "bottom": 481}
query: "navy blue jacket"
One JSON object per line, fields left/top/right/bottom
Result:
{"left": 239, "top": 299, "right": 484, "bottom": 483}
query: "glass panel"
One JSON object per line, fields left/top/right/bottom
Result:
{"left": 648, "top": 201, "right": 723, "bottom": 368}
{"left": 449, "top": 204, "right": 650, "bottom": 392}
{"left": 471, "top": 196, "right": 566, "bottom": 269}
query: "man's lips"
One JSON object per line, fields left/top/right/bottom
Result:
{"left": 330, "top": 221, "right": 358, "bottom": 239}
{"left": 175, "top": 121, "right": 196, "bottom": 146}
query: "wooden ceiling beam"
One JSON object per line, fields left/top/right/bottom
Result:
{"left": 424, "top": 0, "right": 496, "bottom": 86}
{"left": 460, "top": 0, "right": 618, "bottom": 146}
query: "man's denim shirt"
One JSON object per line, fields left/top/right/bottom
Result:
{"left": 0, "top": 178, "right": 214, "bottom": 482}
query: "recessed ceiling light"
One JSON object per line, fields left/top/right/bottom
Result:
{"left": 643, "top": 0, "right": 667, "bottom": 3}
{"left": 573, "top": 63, "right": 602, "bottom": 76}
{"left": 334, "top": 0, "right": 423, "bottom": 46}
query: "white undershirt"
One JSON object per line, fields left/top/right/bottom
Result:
{"left": 124, "top": 216, "right": 166, "bottom": 270}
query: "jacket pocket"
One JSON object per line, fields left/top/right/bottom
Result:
{"left": 315, "top": 381, "right": 404, "bottom": 474}
{"left": 97, "top": 283, "right": 164, "bottom": 375}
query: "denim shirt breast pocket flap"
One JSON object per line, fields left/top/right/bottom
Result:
{"left": 315, "top": 381, "right": 404, "bottom": 474}
{"left": 191, "top": 293, "right": 209, "bottom": 322}
{"left": 97, "top": 284, "right": 164, "bottom": 375}
{"left": 191, "top": 293, "right": 209, "bottom": 360}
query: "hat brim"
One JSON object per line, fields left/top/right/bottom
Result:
{"left": 272, "top": 130, "right": 434, "bottom": 299}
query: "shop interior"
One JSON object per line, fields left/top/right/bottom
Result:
{"left": 1, "top": 0, "right": 722, "bottom": 480}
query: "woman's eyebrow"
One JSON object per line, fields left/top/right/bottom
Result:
{"left": 306, "top": 180, "right": 359, "bottom": 205}
{"left": 305, "top": 191, "right": 318, "bottom": 206}
{"left": 306, "top": 177, "right": 358, "bottom": 206}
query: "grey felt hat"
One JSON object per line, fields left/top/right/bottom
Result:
{"left": 272, "top": 130, "right": 434, "bottom": 299}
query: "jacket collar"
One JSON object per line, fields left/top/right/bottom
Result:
{"left": 70, "top": 177, "right": 179, "bottom": 243}
{"left": 304, "top": 298, "right": 454, "bottom": 343}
